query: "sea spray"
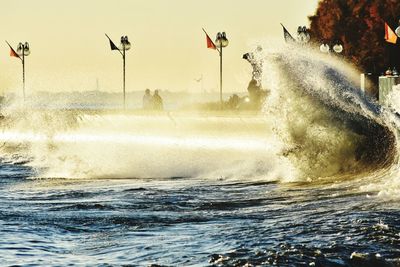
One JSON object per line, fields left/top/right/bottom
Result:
{"left": 0, "top": 42, "right": 398, "bottom": 186}
{"left": 0, "top": 108, "right": 296, "bottom": 181}
{"left": 260, "top": 42, "right": 397, "bottom": 180}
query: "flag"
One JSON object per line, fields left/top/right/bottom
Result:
{"left": 5, "top": 41, "right": 21, "bottom": 59}
{"left": 385, "top": 22, "right": 398, "bottom": 44}
{"left": 280, "top": 23, "right": 295, "bottom": 43}
{"left": 202, "top": 28, "right": 216, "bottom": 50}
{"left": 206, "top": 33, "right": 216, "bottom": 49}
{"left": 105, "top": 34, "right": 119, "bottom": 51}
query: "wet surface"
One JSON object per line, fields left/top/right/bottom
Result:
{"left": 1, "top": 165, "right": 399, "bottom": 266}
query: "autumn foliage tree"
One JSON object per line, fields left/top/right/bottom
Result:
{"left": 309, "top": 0, "right": 400, "bottom": 74}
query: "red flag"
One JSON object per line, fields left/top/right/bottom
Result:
{"left": 10, "top": 47, "right": 19, "bottom": 58}
{"left": 385, "top": 22, "right": 398, "bottom": 44}
{"left": 206, "top": 33, "right": 216, "bottom": 50}
{"left": 202, "top": 28, "right": 216, "bottom": 50}
{"left": 5, "top": 41, "right": 21, "bottom": 59}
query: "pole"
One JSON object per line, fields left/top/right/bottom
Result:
{"left": 22, "top": 50, "right": 25, "bottom": 102}
{"left": 219, "top": 43, "right": 223, "bottom": 109}
{"left": 123, "top": 46, "right": 126, "bottom": 109}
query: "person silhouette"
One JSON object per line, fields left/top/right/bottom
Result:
{"left": 152, "top": 90, "right": 163, "bottom": 110}
{"left": 143, "top": 89, "right": 152, "bottom": 110}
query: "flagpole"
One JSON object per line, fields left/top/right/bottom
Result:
{"left": 105, "top": 34, "right": 131, "bottom": 110}
{"left": 6, "top": 41, "right": 29, "bottom": 102}
{"left": 219, "top": 43, "right": 223, "bottom": 108}
{"left": 123, "top": 46, "right": 126, "bottom": 110}
{"left": 203, "top": 29, "right": 228, "bottom": 108}
{"left": 216, "top": 32, "right": 228, "bottom": 109}
{"left": 22, "top": 52, "right": 25, "bottom": 102}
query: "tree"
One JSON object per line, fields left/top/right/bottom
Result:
{"left": 309, "top": 0, "right": 400, "bottom": 74}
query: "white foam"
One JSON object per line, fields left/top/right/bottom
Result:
{"left": 0, "top": 110, "right": 297, "bottom": 181}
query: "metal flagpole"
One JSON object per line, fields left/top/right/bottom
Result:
{"left": 105, "top": 34, "right": 130, "bottom": 110}
{"left": 22, "top": 51, "right": 25, "bottom": 102}
{"left": 5, "top": 41, "right": 30, "bottom": 102}
{"left": 123, "top": 46, "right": 126, "bottom": 109}
{"left": 219, "top": 43, "right": 223, "bottom": 108}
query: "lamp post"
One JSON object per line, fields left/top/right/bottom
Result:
{"left": 7, "top": 41, "right": 30, "bottom": 101}
{"left": 215, "top": 32, "right": 229, "bottom": 108}
{"left": 18, "top": 42, "right": 30, "bottom": 101}
{"left": 119, "top": 36, "right": 131, "bottom": 109}
{"left": 106, "top": 34, "right": 131, "bottom": 109}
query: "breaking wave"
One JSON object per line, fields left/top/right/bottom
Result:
{"left": 0, "top": 42, "right": 398, "bottom": 187}
{"left": 260, "top": 43, "right": 398, "bottom": 180}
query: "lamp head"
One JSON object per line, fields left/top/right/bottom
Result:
{"left": 332, "top": 43, "right": 343, "bottom": 54}
{"left": 215, "top": 32, "right": 221, "bottom": 47}
{"left": 396, "top": 26, "right": 400, "bottom": 38}
{"left": 220, "top": 32, "right": 229, "bottom": 47}
{"left": 124, "top": 41, "right": 131, "bottom": 50}
{"left": 221, "top": 39, "right": 229, "bottom": 47}
{"left": 215, "top": 32, "right": 229, "bottom": 47}
{"left": 16, "top": 42, "right": 23, "bottom": 55}
{"left": 23, "top": 42, "right": 30, "bottom": 56}
{"left": 297, "top": 26, "right": 303, "bottom": 34}
{"left": 120, "top": 35, "right": 131, "bottom": 50}
{"left": 320, "top": 43, "right": 330, "bottom": 53}
{"left": 297, "top": 27, "right": 310, "bottom": 44}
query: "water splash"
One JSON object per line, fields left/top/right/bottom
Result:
{"left": 0, "top": 41, "right": 399, "bottom": 189}
{"left": 258, "top": 42, "right": 398, "bottom": 181}
{"left": 0, "top": 110, "right": 297, "bottom": 181}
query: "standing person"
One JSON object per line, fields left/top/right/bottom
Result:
{"left": 143, "top": 89, "right": 152, "bottom": 110}
{"left": 152, "top": 90, "right": 163, "bottom": 110}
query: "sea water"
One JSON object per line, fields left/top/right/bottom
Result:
{"left": 0, "top": 44, "right": 399, "bottom": 266}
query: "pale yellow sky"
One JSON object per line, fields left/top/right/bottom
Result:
{"left": 0, "top": 0, "right": 319, "bottom": 95}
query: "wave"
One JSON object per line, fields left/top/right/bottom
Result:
{"left": 0, "top": 42, "right": 398, "bottom": 185}
{"left": 259, "top": 44, "right": 398, "bottom": 180}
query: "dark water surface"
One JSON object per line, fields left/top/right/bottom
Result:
{"left": 1, "top": 162, "right": 399, "bottom": 267}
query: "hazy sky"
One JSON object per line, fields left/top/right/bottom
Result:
{"left": 0, "top": 0, "right": 319, "bottom": 95}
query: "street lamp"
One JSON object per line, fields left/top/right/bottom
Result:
{"left": 6, "top": 41, "right": 30, "bottom": 101}
{"left": 320, "top": 40, "right": 343, "bottom": 55}
{"left": 120, "top": 36, "right": 131, "bottom": 109}
{"left": 296, "top": 26, "right": 310, "bottom": 44}
{"left": 332, "top": 42, "right": 344, "bottom": 54}
{"left": 105, "top": 34, "right": 131, "bottom": 109}
{"left": 215, "top": 31, "right": 229, "bottom": 108}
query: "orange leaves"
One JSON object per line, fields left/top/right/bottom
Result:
{"left": 309, "top": 0, "right": 400, "bottom": 74}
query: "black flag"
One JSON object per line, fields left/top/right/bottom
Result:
{"left": 280, "top": 23, "right": 295, "bottom": 43}
{"left": 105, "top": 34, "right": 119, "bottom": 51}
